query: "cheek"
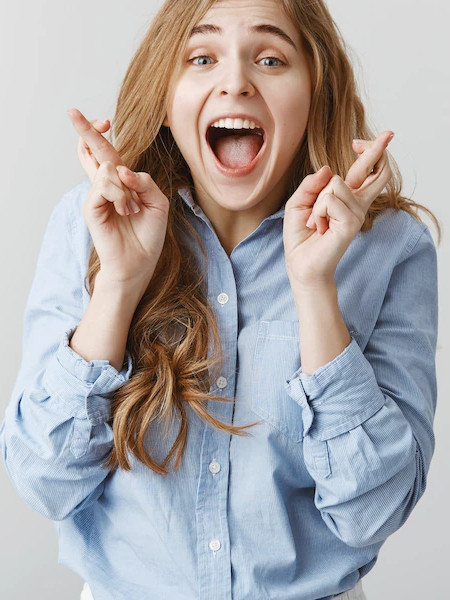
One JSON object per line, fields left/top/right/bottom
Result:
{"left": 277, "top": 87, "right": 310, "bottom": 147}
{"left": 171, "top": 75, "right": 200, "bottom": 112}
{"left": 167, "top": 86, "right": 201, "bottom": 142}
{"left": 165, "top": 88, "right": 205, "bottom": 167}
{"left": 285, "top": 80, "right": 311, "bottom": 118}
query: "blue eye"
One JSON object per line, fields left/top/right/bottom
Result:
{"left": 191, "top": 56, "right": 214, "bottom": 66}
{"left": 189, "top": 55, "right": 284, "bottom": 67}
{"left": 259, "top": 57, "right": 284, "bottom": 67}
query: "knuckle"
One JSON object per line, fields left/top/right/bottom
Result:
{"left": 98, "top": 175, "right": 110, "bottom": 191}
{"left": 331, "top": 175, "right": 342, "bottom": 186}
{"left": 141, "top": 172, "right": 153, "bottom": 184}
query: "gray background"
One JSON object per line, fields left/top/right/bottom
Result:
{"left": 0, "top": 1, "right": 448, "bottom": 598}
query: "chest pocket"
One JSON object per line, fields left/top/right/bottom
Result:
{"left": 250, "top": 320, "right": 304, "bottom": 444}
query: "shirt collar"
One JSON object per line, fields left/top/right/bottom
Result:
{"left": 177, "top": 187, "right": 286, "bottom": 223}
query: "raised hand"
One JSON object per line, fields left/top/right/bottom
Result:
{"left": 283, "top": 130, "right": 394, "bottom": 290}
{"left": 67, "top": 108, "right": 170, "bottom": 290}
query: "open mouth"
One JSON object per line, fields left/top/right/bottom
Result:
{"left": 206, "top": 124, "right": 265, "bottom": 173}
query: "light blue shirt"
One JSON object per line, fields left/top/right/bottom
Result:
{"left": 0, "top": 180, "right": 438, "bottom": 600}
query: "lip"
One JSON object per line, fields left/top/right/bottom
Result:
{"left": 205, "top": 113, "right": 267, "bottom": 177}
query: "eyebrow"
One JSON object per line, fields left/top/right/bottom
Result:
{"left": 188, "top": 23, "right": 297, "bottom": 50}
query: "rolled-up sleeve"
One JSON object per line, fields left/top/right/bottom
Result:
{"left": 44, "top": 326, "right": 132, "bottom": 425}
{"left": 0, "top": 185, "right": 133, "bottom": 521}
{"left": 284, "top": 225, "right": 438, "bottom": 548}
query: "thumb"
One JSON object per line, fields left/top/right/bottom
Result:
{"left": 286, "top": 166, "right": 333, "bottom": 210}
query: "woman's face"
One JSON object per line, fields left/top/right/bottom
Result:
{"left": 164, "top": 0, "right": 312, "bottom": 217}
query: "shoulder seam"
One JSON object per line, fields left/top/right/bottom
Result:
{"left": 397, "top": 219, "right": 428, "bottom": 264}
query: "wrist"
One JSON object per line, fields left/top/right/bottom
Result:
{"left": 91, "top": 272, "right": 149, "bottom": 321}
{"left": 95, "top": 270, "right": 150, "bottom": 301}
{"left": 292, "top": 282, "right": 351, "bottom": 375}
{"left": 290, "top": 277, "right": 337, "bottom": 302}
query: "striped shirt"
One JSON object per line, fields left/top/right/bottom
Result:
{"left": 0, "top": 180, "right": 438, "bottom": 599}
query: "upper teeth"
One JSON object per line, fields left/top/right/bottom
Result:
{"left": 211, "top": 118, "right": 258, "bottom": 130}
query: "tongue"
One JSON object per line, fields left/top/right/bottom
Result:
{"left": 215, "top": 134, "right": 262, "bottom": 168}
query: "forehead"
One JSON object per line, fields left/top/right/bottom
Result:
{"left": 195, "top": 0, "right": 297, "bottom": 37}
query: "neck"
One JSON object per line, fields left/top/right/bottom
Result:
{"left": 192, "top": 174, "right": 291, "bottom": 256}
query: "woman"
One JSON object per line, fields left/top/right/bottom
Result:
{"left": 0, "top": 1, "right": 439, "bottom": 598}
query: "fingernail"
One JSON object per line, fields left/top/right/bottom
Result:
{"left": 388, "top": 132, "right": 395, "bottom": 142}
{"left": 130, "top": 198, "right": 140, "bottom": 213}
{"left": 306, "top": 214, "right": 314, "bottom": 228}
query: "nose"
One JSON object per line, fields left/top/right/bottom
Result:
{"left": 218, "top": 61, "right": 255, "bottom": 97}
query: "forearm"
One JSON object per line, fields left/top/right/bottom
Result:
{"left": 69, "top": 272, "right": 144, "bottom": 371}
{"left": 287, "top": 283, "right": 424, "bottom": 547}
{"left": 292, "top": 280, "right": 351, "bottom": 376}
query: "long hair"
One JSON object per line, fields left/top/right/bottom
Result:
{"left": 86, "top": 0, "right": 441, "bottom": 474}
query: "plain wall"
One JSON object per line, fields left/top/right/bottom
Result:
{"left": 0, "top": 1, "right": 448, "bottom": 598}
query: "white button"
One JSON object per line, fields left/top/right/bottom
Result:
{"left": 209, "top": 460, "right": 221, "bottom": 474}
{"left": 216, "top": 376, "right": 227, "bottom": 389}
{"left": 209, "top": 538, "right": 221, "bottom": 552}
{"left": 217, "top": 293, "right": 229, "bottom": 305}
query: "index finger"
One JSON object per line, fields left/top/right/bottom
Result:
{"left": 67, "top": 108, "right": 123, "bottom": 167}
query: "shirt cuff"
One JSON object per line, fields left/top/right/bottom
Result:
{"left": 284, "top": 337, "right": 385, "bottom": 440}
{"left": 42, "top": 326, "right": 133, "bottom": 425}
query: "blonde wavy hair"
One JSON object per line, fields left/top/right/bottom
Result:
{"left": 87, "top": 0, "right": 441, "bottom": 474}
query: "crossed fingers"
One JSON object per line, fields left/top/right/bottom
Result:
{"left": 346, "top": 130, "right": 394, "bottom": 201}
{"left": 67, "top": 107, "right": 141, "bottom": 204}
{"left": 67, "top": 108, "right": 126, "bottom": 181}
{"left": 307, "top": 130, "right": 394, "bottom": 233}
{"left": 307, "top": 175, "right": 366, "bottom": 234}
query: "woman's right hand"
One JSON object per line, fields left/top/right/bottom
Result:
{"left": 67, "top": 108, "right": 170, "bottom": 289}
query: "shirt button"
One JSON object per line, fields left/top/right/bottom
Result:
{"left": 216, "top": 376, "right": 227, "bottom": 389}
{"left": 209, "top": 460, "right": 221, "bottom": 474}
{"left": 217, "top": 293, "right": 229, "bottom": 305}
{"left": 209, "top": 539, "right": 221, "bottom": 552}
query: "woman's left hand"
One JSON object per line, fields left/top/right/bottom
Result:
{"left": 283, "top": 130, "right": 394, "bottom": 290}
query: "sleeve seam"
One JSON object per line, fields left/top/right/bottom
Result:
{"left": 396, "top": 221, "right": 428, "bottom": 265}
